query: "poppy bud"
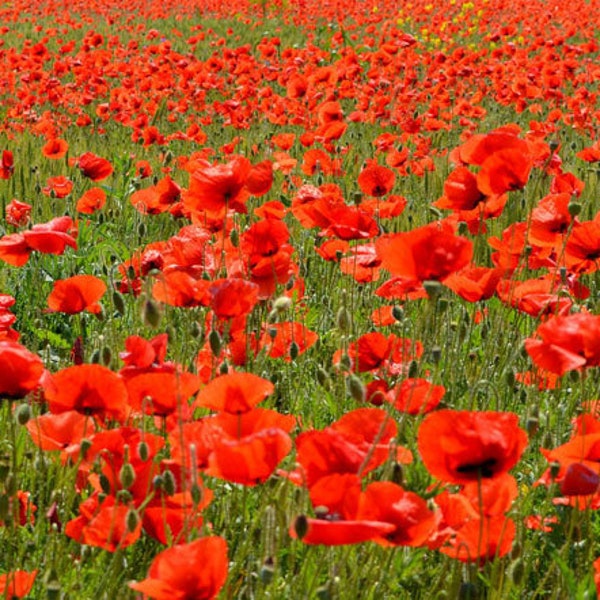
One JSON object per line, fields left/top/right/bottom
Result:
{"left": 230, "top": 228, "right": 239, "bottom": 247}
{"left": 15, "top": 403, "right": 31, "bottom": 426}
{"left": 190, "top": 321, "right": 201, "bottom": 338}
{"left": 508, "top": 558, "right": 524, "bottom": 586}
{"left": 273, "top": 296, "right": 292, "bottom": 313}
{"left": 162, "top": 469, "right": 176, "bottom": 496}
{"left": 336, "top": 307, "right": 352, "bottom": 333}
{"left": 137, "top": 441, "right": 150, "bottom": 462}
{"left": 152, "top": 475, "right": 164, "bottom": 491}
{"left": 391, "top": 463, "right": 403, "bottom": 486}
{"left": 549, "top": 461, "right": 561, "bottom": 480}
{"left": 119, "top": 463, "right": 136, "bottom": 490}
{"left": 347, "top": 374, "right": 366, "bottom": 403}
{"left": 142, "top": 298, "right": 161, "bottom": 328}
{"left": 392, "top": 306, "right": 403, "bottom": 321}
{"left": 293, "top": 515, "right": 308, "bottom": 540}
{"left": 316, "top": 367, "right": 330, "bottom": 389}
{"left": 526, "top": 417, "right": 539, "bottom": 437}
{"left": 458, "top": 582, "right": 479, "bottom": 600}
{"left": 112, "top": 291, "right": 125, "bottom": 315}
{"left": 116, "top": 489, "right": 132, "bottom": 504}
{"left": 338, "top": 353, "right": 352, "bottom": 372}
{"left": 0, "top": 494, "right": 9, "bottom": 522}
{"left": 408, "top": 360, "right": 419, "bottom": 378}
{"left": 191, "top": 482, "right": 203, "bottom": 506}
{"left": 46, "top": 579, "right": 61, "bottom": 600}
{"left": 80, "top": 439, "right": 92, "bottom": 458}
{"left": 99, "top": 473, "right": 111, "bottom": 495}
{"left": 289, "top": 341, "right": 299, "bottom": 361}
{"left": 101, "top": 346, "right": 112, "bottom": 367}
{"left": 126, "top": 508, "right": 140, "bottom": 533}
{"left": 260, "top": 559, "right": 275, "bottom": 585}
{"left": 209, "top": 329, "right": 222, "bottom": 356}
{"left": 138, "top": 222, "right": 146, "bottom": 237}
{"left": 431, "top": 346, "right": 442, "bottom": 364}
{"left": 568, "top": 201, "right": 581, "bottom": 217}
{"left": 219, "top": 360, "right": 229, "bottom": 375}
{"left": 90, "top": 349, "right": 101, "bottom": 364}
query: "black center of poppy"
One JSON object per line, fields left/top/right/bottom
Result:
{"left": 456, "top": 457, "right": 497, "bottom": 478}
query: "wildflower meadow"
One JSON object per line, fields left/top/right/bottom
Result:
{"left": 2, "top": 0, "right": 600, "bottom": 597}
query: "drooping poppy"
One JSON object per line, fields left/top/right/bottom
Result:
{"left": 47, "top": 274, "right": 107, "bottom": 314}
{"left": 417, "top": 410, "right": 528, "bottom": 484}
{"left": 129, "top": 536, "right": 228, "bottom": 600}
{"left": 0, "top": 340, "right": 44, "bottom": 399}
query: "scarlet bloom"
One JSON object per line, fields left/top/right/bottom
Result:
{"left": 129, "top": 536, "right": 228, "bottom": 600}
{"left": 76, "top": 187, "right": 106, "bottom": 214}
{"left": 47, "top": 274, "right": 107, "bottom": 314}
{"left": 376, "top": 222, "right": 472, "bottom": 282}
{"left": 0, "top": 570, "right": 38, "bottom": 598}
{"left": 195, "top": 371, "right": 274, "bottom": 414}
{"left": 0, "top": 340, "right": 44, "bottom": 399}
{"left": 77, "top": 152, "right": 113, "bottom": 181}
{"left": 524, "top": 313, "right": 600, "bottom": 375}
{"left": 0, "top": 150, "right": 13, "bottom": 179}
{"left": 389, "top": 378, "right": 445, "bottom": 415}
{"left": 5, "top": 199, "right": 32, "bottom": 227}
{"left": 417, "top": 410, "right": 528, "bottom": 484}
{"left": 184, "top": 156, "right": 251, "bottom": 217}
{"left": 43, "top": 175, "right": 73, "bottom": 198}
{"left": 44, "top": 364, "right": 129, "bottom": 421}
{"left": 42, "top": 138, "right": 68, "bottom": 160}
{"left": 357, "top": 164, "right": 396, "bottom": 197}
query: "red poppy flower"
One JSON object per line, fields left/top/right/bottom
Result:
{"left": 417, "top": 410, "right": 528, "bottom": 484}
{"left": 130, "top": 175, "right": 181, "bottom": 215}
{"left": 208, "top": 278, "right": 259, "bottom": 320}
{"left": 357, "top": 164, "right": 396, "bottom": 197}
{"left": 65, "top": 495, "right": 141, "bottom": 552}
{"left": 129, "top": 536, "right": 228, "bottom": 600}
{"left": 259, "top": 321, "right": 318, "bottom": 361}
{"left": 5, "top": 199, "right": 32, "bottom": 227}
{"left": 524, "top": 313, "right": 600, "bottom": 375}
{"left": 42, "top": 138, "right": 68, "bottom": 160}
{"left": 47, "top": 274, "right": 107, "bottom": 314}
{"left": 44, "top": 364, "right": 129, "bottom": 421}
{"left": 0, "top": 340, "right": 44, "bottom": 399}
{"left": 376, "top": 221, "right": 472, "bottom": 282}
{"left": 184, "top": 156, "right": 251, "bottom": 216}
{"left": 206, "top": 427, "right": 292, "bottom": 486}
{"left": 0, "top": 151, "right": 13, "bottom": 179}
{"left": 22, "top": 216, "right": 77, "bottom": 256}
{"left": 357, "top": 481, "right": 437, "bottom": 547}
{"left": 76, "top": 187, "right": 106, "bottom": 214}
{"left": 291, "top": 516, "right": 395, "bottom": 546}
{"left": 246, "top": 160, "right": 273, "bottom": 196}
{"left": 26, "top": 410, "right": 95, "bottom": 462}
{"left": 43, "top": 175, "right": 73, "bottom": 198}
{"left": 195, "top": 371, "right": 274, "bottom": 414}
{"left": 125, "top": 370, "right": 200, "bottom": 416}
{"left": 0, "top": 570, "right": 38, "bottom": 598}
{"left": 389, "top": 378, "right": 445, "bottom": 415}
{"left": 77, "top": 152, "right": 113, "bottom": 181}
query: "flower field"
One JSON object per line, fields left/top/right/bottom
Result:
{"left": 2, "top": 0, "right": 600, "bottom": 597}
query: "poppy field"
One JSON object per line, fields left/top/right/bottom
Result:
{"left": 2, "top": 0, "right": 600, "bottom": 597}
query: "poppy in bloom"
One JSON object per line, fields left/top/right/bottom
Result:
{"left": 195, "top": 371, "right": 274, "bottom": 414}
{"left": 524, "top": 312, "right": 600, "bottom": 375}
{"left": 77, "top": 152, "right": 113, "bottom": 181}
{"left": 47, "top": 274, "right": 107, "bottom": 314}
{"left": 65, "top": 495, "right": 141, "bottom": 552}
{"left": 389, "top": 378, "right": 445, "bottom": 415}
{"left": 376, "top": 221, "right": 472, "bottom": 282}
{"left": 76, "top": 187, "right": 106, "bottom": 214}
{"left": 5, "top": 199, "right": 32, "bottom": 228}
{"left": 184, "top": 156, "right": 251, "bottom": 217}
{"left": 357, "top": 164, "right": 396, "bottom": 197}
{"left": 22, "top": 216, "right": 77, "bottom": 256}
{"left": 0, "top": 151, "right": 13, "bottom": 179}
{"left": 42, "top": 175, "right": 73, "bottom": 198}
{"left": 42, "top": 138, "right": 68, "bottom": 160}
{"left": 0, "top": 340, "right": 44, "bottom": 399}
{"left": 259, "top": 321, "right": 318, "bottom": 361}
{"left": 417, "top": 410, "right": 528, "bottom": 484}
{"left": 44, "top": 364, "right": 129, "bottom": 421}
{"left": 209, "top": 278, "right": 259, "bottom": 320}
{"left": 0, "top": 570, "right": 38, "bottom": 598}
{"left": 129, "top": 536, "right": 228, "bottom": 600}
